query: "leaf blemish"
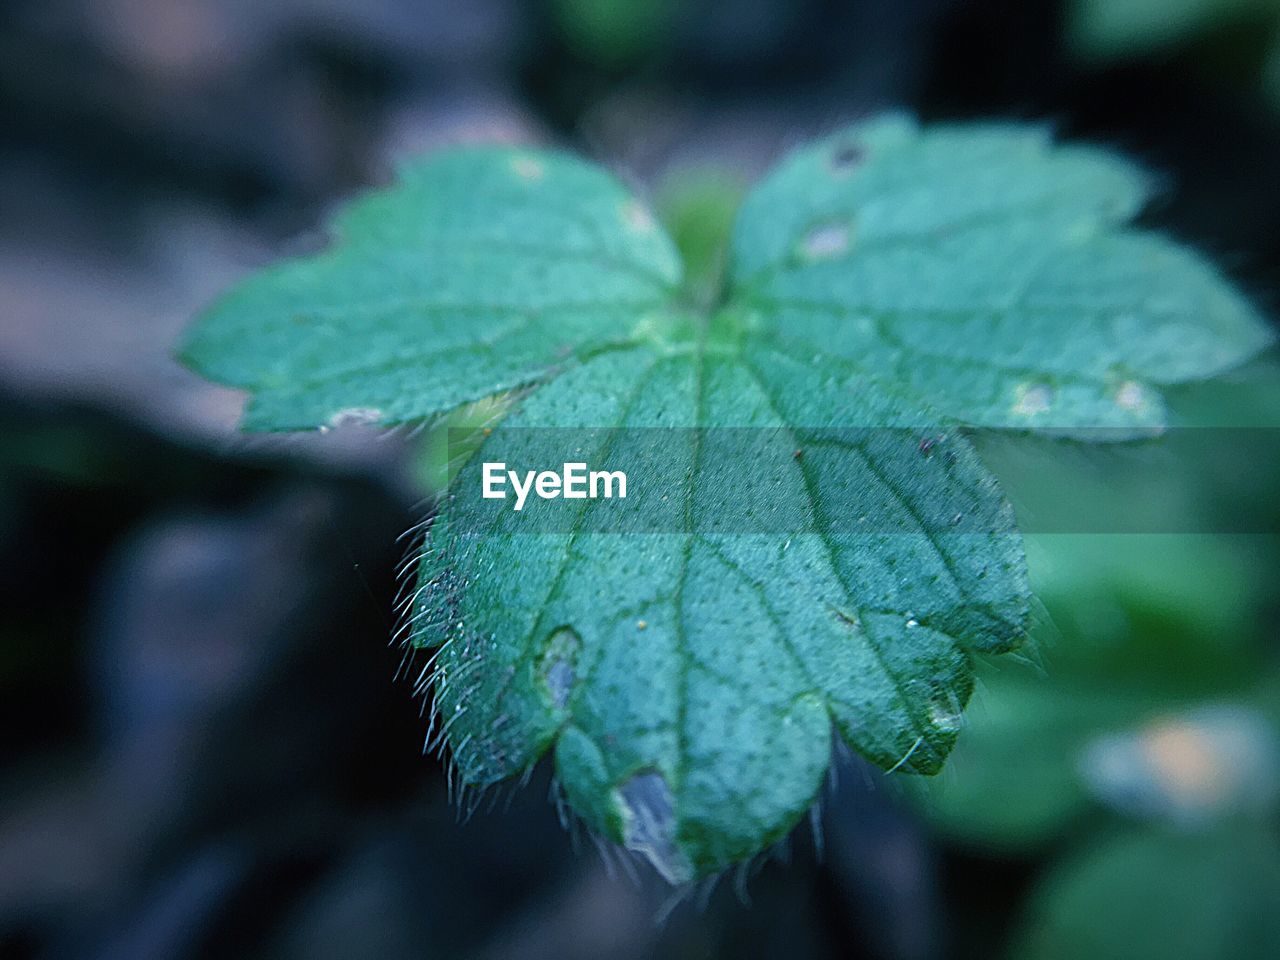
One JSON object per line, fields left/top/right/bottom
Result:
{"left": 510, "top": 155, "right": 545, "bottom": 180}
{"left": 801, "top": 220, "right": 852, "bottom": 261}
{"left": 622, "top": 200, "right": 655, "bottom": 233}
{"left": 829, "top": 140, "right": 865, "bottom": 174}
{"left": 618, "top": 770, "right": 692, "bottom": 884}
{"left": 1114, "top": 380, "right": 1148, "bottom": 410}
{"left": 540, "top": 626, "right": 581, "bottom": 709}
{"left": 830, "top": 606, "right": 861, "bottom": 630}
{"left": 928, "top": 688, "right": 962, "bottom": 733}
{"left": 918, "top": 434, "right": 942, "bottom": 456}
{"left": 327, "top": 407, "right": 383, "bottom": 428}
{"left": 1012, "top": 381, "right": 1054, "bottom": 416}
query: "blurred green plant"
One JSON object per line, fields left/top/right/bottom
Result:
{"left": 1266, "top": 39, "right": 1280, "bottom": 104}
{"left": 654, "top": 167, "right": 746, "bottom": 310}
{"left": 549, "top": 0, "right": 677, "bottom": 67}
{"left": 1014, "top": 823, "right": 1280, "bottom": 959}
{"left": 1070, "top": 0, "right": 1280, "bottom": 107}
{"left": 914, "top": 363, "right": 1280, "bottom": 957}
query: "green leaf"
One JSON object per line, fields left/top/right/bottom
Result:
{"left": 178, "top": 117, "right": 1273, "bottom": 880}
{"left": 912, "top": 369, "right": 1280, "bottom": 851}
{"left": 1013, "top": 824, "right": 1280, "bottom": 960}
{"left": 179, "top": 148, "right": 682, "bottom": 431}
{"left": 416, "top": 328, "right": 1028, "bottom": 880}
{"left": 913, "top": 651, "right": 1280, "bottom": 851}
{"left": 731, "top": 118, "right": 1270, "bottom": 434}
{"left": 910, "top": 529, "right": 1280, "bottom": 848}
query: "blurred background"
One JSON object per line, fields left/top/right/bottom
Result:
{"left": 2, "top": 0, "right": 1280, "bottom": 958}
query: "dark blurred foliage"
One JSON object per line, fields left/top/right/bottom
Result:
{"left": 1, "top": 1, "right": 1278, "bottom": 959}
